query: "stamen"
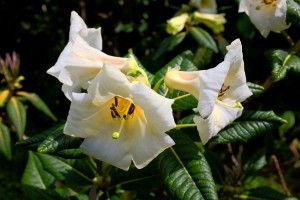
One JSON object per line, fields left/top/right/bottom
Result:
{"left": 218, "top": 84, "right": 230, "bottom": 97}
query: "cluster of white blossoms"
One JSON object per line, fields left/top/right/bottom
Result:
{"left": 47, "top": 11, "right": 252, "bottom": 170}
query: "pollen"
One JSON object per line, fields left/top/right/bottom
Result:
{"left": 218, "top": 84, "right": 230, "bottom": 98}
{"left": 110, "top": 96, "right": 135, "bottom": 120}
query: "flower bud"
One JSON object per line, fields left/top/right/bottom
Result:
{"left": 166, "top": 13, "right": 189, "bottom": 35}
{"left": 193, "top": 11, "right": 226, "bottom": 34}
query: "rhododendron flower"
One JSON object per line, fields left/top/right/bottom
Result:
{"left": 166, "top": 13, "right": 189, "bottom": 35}
{"left": 47, "top": 11, "right": 128, "bottom": 100}
{"left": 64, "top": 63, "right": 176, "bottom": 170}
{"left": 165, "top": 39, "right": 252, "bottom": 144}
{"left": 238, "top": 0, "right": 290, "bottom": 38}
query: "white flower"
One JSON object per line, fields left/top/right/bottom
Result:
{"left": 165, "top": 39, "right": 252, "bottom": 144}
{"left": 238, "top": 0, "right": 290, "bottom": 38}
{"left": 47, "top": 11, "right": 128, "bottom": 100}
{"left": 166, "top": 13, "right": 189, "bottom": 35}
{"left": 64, "top": 63, "right": 176, "bottom": 170}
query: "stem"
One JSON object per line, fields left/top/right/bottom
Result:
{"left": 261, "top": 75, "right": 274, "bottom": 92}
{"left": 176, "top": 124, "right": 197, "bottom": 129}
{"left": 271, "top": 155, "right": 291, "bottom": 196}
{"left": 153, "top": 77, "right": 164, "bottom": 92}
{"left": 281, "top": 31, "right": 294, "bottom": 47}
{"left": 173, "top": 93, "right": 191, "bottom": 101}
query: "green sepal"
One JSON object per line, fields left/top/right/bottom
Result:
{"left": 16, "top": 91, "right": 57, "bottom": 121}
{"left": 155, "top": 131, "right": 218, "bottom": 200}
{"left": 189, "top": 26, "right": 218, "bottom": 53}
{"left": 247, "top": 82, "right": 264, "bottom": 96}
{"left": 153, "top": 32, "right": 187, "bottom": 60}
{"left": 210, "top": 110, "right": 287, "bottom": 144}
{"left": 125, "top": 49, "right": 155, "bottom": 84}
{"left": 6, "top": 96, "right": 26, "bottom": 140}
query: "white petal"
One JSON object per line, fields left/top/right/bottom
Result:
{"left": 47, "top": 42, "right": 73, "bottom": 78}
{"left": 69, "top": 11, "right": 88, "bottom": 42}
{"left": 88, "top": 63, "right": 131, "bottom": 105}
{"left": 193, "top": 114, "right": 215, "bottom": 145}
{"left": 197, "top": 60, "right": 230, "bottom": 118}
{"left": 194, "top": 101, "right": 243, "bottom": 144}
{"left": 223, "top": 39, "right": 252, "bottom": 102}
{"left": 80, "top": 137, "right": 132, "bottom": 171}
{"left": 131, "top": 82, "right": 176, "bottom": 133}
{"left": 238, "top": 0, "right": 250, "bottom": 14}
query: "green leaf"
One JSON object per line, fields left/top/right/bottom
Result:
{"left": 269, "top": 49, "right": 300, "bottom": 81}
{"left": 155, "top": 131, "right": 218, "bottom": 200}
{"left": 287, "top": 0, "right": 300, "bottom": 28}
{"left": 21, "top": 151, "right": 83, "bottom": 200}
{"left": 247, "top": 82, "right": 264, "bottom": 96}
{"left": 37, "top": 126, "right": 83, "bottom": 154}
{"left": 210, "top": 110, "right": 287, "bottom": 144}
{"left": 6, "top": 96, "right": 26, "bottom": 140}
{"left": 243, "top": 148, "right": 267, "bottom": 182}
{"left": 125, "top": 49, "right": 155, "bottom": 84}
{"left": 189, "top": 27, "right": 218, "bottom": 53}
{"left": 240, "top": 186, "right": 298, "bottom": 200}
{"left": 192, "top": 47, "right": 214, "bottom": 69}
{"left": 55, "top": 149, "right": 85, "bottom": 159}
{"left": 153, "top": 32, "right": 187, "bottom": 60}
{"left": 16, "top": 123, "right": 65, "bottom": 151}
{"left": 22, "top": 151, "right": 55, "bottom": 189}
{"left": 0, "top": 122, "right": 12, "bottom": 160}
{"left": 279, "top": 110, "right": 296, "bottom": 135}
{"left": 16, "top": 91, "right": 57, "bottom": 121}
{"left": 0, "top": 89, "right": 10, "bottom": 107}
{"left": 36, "top": 153, "right": 93, "bottom": 184}
{"left": 169, "top": 91, "right": 198, "bottom": 110}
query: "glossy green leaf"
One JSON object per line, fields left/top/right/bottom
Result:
{"left": 243, "top": 148, "right": 267, "bottom": 181}
{"left": 16, "top": 91, "right": 57, "bottom": 121}
{"left": 55, "top": 149, "right": 85, "bottom": 159}
{"left": 155, "top": 131, "right": 218, "bottom": 200}
{"left": 16, "top": 123, "right": 65, "bottom": 151}
{"left": 240, "top": 186, "right": 298, "bottom": 200}
{"left": 189, "top": 27, "right": 218, "bottom": 53}
{"left": 287, "top": 0, "right": 300, "bottom": 27}
{"left": 247, "top": 82, "right": 264, "bottom": 96}
{"left": 0, "top": 122, "right": 12, "bottom": 160}
{"left": 36, "top": 153, "right": 93, "bottom": 184}
{"left": 269, "top": 49, "right": 300, "bottom": 81}
{"left": 6, "top": 96, "right": 26, "bottom": 140}
{"left": 153, "top": 32, "right": 186, "bottom": 60}
{"left": 210, "top": 110, "right": 287, "bottom": 144}
{"left": 125, "top": 49, "right": 155, "bottom": 84}
{"left": 22, "top": 151, "right": 55, "bottom": 189}
{"left": 37, "top": 127, "right": 83, "bottom": 154}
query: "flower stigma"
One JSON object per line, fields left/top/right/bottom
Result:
{"left": 109, "top": 96, "right": 136, "bottom": 139}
